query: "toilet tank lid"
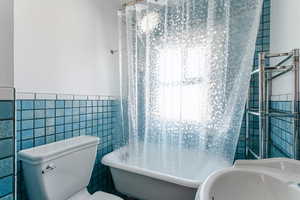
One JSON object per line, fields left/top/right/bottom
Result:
{"left": 18, "top": 136, "right": 100, "bottom": 165}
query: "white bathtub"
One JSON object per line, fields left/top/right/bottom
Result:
{"left": 102, "top": 143, "right": 231, "bottom": 200}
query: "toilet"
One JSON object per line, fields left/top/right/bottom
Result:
{"left": 18, "top": 136, "right": 123, "bottom": 200}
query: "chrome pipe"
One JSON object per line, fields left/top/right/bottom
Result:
{"left": 270, "top": 67, "right": 293, "bottom": 80}
{"left": 246, "top": 91, "right": 250, "bottom": 158}
{"left": 248, "top": 111, "right": 260, "bottom": 116}
{"left": 274, "top": 55, "right": 293, "bottom": 66}
{"left": 259, "top": 52, "right": 266, "bottom": 158}
{"left": 268, "top": 55, "right": 293, "bottom": 80}
{"left": 265, "top": 52, "right": 293, "bottom": 58}
{"left": 265, "top": 65, "right": 294, "bottom": 71}
{"left": 247, "top": 50, "right": 299, "bottom": 160}
{"left": 248, "top": 148, "right": 260, "bottom": 159}
{"left": 251, "top": 69, "right": 260, "bottom": 75}
{"left": 266, "top": 61, "right": 271, "bottom": 159}
{"left": 293, "top": 49, "right": 300, "bottom": 160}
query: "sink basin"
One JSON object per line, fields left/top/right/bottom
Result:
{"left": 198, "top": 158, "right": 300, "bottom": 200}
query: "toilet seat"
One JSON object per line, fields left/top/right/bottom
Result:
{"left": 90, "top": 191, "right": 123, "bottom": 200}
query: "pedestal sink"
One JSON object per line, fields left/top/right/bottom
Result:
{"left": 198, "top": 158, "right": 300, "bottom": 200}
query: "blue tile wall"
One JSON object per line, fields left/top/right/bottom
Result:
{"left": 235, "top": 115, "right": 246, "bottom": 160}
{"left": 0, "top": 100, "right": 15, "bottom": 200}
{"left": 235, "top": 0, "right": 270, "bottom": 160}
{"left": 242, "top": 0, "right": 298, "bottom": 160}
{"left": 16, "top": 99, "right": 117, "bottom": 200}
{"left": 269, "top": 101, "right": 294, "bottom": 158}
{"left": 240, "top": 0, "right": 298, "bottom": 160}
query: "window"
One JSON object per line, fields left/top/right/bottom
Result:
{"left": 157, "top": 46, "right": 210, "bottom": 123}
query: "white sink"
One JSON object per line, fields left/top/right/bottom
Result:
{"left": 198, "top": 158, "right": 300, "bottom": 200}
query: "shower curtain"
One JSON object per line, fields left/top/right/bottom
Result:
{"left": 116, "top": 0, "right": 263, "bottom": 176}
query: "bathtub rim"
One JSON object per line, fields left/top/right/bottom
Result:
{"left": 101, "top": 148, "right": 202, "bottom": 189}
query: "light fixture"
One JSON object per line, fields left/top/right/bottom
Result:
{"left": 140, "top": 12, "right": 160, "bottom": 33}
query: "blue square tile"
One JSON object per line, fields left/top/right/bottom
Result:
{"left": 87, "top": 107, "right": 92, "bottom": 114}
{"left": 35, "top": 119, "right": 45, "bottom": 128}
{"left": 21, "top": 129, "right": 33, "bottom": 140}
{"left": 0, "top": 120, "right": 13, "bottom": 139}
{"left": 80, "top": 129, "right": 86, "bottom": 135}
{"left": 35, "top": 137, "right": 45, "bottom": 146}
{"left": 46, "top": 126, "right": 55, "bottom": 135}
{"left": 56, "top": 100, "right": 65, "bottom": 108}
{"left": 92, "top": 114, "right": 97, "bottom": 120}
{"left": 22, "top": 100, "right": 34, "bottom": 110}
{"left": 87, "top": 120, "right": 92, "bottom": 127}
{"left": 16, "top": 100, "right": 21, "bottom": 110}
{"left": 55, "top": 117, "right": 64, "bottom": 125}
{"left": 87, "top": 101, "right": 92, "bottom": 107}
{"left": 16, "top": 111, "right": 21, "bottom": 121}
{"left": 73, "top": 108, "right": 79, "bottom": 115}
{"left": 73, "top": 116, "right": 80, "bottom": 123}
{"left": 56, "top": 109, "right": 64, "bottom": 117}
{"left": 16, "top": 121, "right": 21, "bottom": 131}
{"left": 56, "top": 133, "right": 64, "bottom": 141}
{"left": 16, "top": 131, "right": 21, "bottom": 142}
{"left": 35, "top": 100, "right": 46, "bottom": 109}
{"left": 65, "top": 131, "right": 73, "bottom": 139}
{"left": 92, "top": 107, "right": 97, "bottom": 113}
{"left": 22, "top": 139, "right": 33, "bottom": 149}
{"left": 80, "top": 122, "right": 86, "bottom": 129}
{"left": 46, "top": 118, "right": 55, "bottom": 127}
{"left": 80, "top": 101, "right": 86, "bottom": 107}
{"left": 35, "top": 110, "right": 45, "bottom": 118}
{"left": 73, "top": 101, "right": 80, "bottom": 107}
{"left": 65, "top": 124, "right": 72, "bottom": 132}
{"left": 65, "top": 101, "right": 73, "bottom": 108}
{"left": 0, "top": 157, "right": 13, "bottom": 177}
{"left": 0, "top": 176, "right": 13, "bottom": 197}
{"left": 56, "top": 125, "right": 64, "bottom": 133}
{"left": 80, "top": 107, "right": 86, "bottom": 114}
{"left": 46, "top": 135, "right": 55, "bottom": 143}
{"left": 65, "top": 108, "right": 72, "bottom": 116}
{"left": 22, "top": 120, "right": 33, "bottom": 130}
{"left": 73, "top": 123, "right": 80, "bottom": 130}
{"left": 0, "top": 139, "right": 13, "bottom": 159}
{"left": 22, "top": 110, "right": 33, "bottom": 120}
{"left": 17, "top": 142, "right": 21, "bottom": 151}
{"left": 87, "top": 114, "right": 92, "bottom": 121}
{"left": 92, "top": 101, "right": 97, "bottom": 106}
{"left": 80, "top": 115, "right": 86, "bottom": 121}
{"left": 46, "top": 100, "right": 55, "bottom": 109}
{"left": 73, "top": 130, "right": 80, "bottom": 136}
{"left": 65, "top": 116, "right": 72, "bottom": 124}
{"left": 86, "top": 127, "right": 92, "bottom": 134}
{"left": 46, "top": 109, "right": 55, "bottom": 118}
{"left": 0, "top": 102, "right": 13, "bottom": 119}
{"left": 35, "top": 128, "right": 45, "bottom": 137}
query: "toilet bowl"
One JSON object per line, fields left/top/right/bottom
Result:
{"left": 18, "top": 136, "right": 123, "bottom": 200}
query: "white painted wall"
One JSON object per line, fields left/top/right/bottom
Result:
{"left": 0, "top": 0, "right": 14, "bottom": 88}
{"left": 14, "top": 0, "right": 121, "bottom": 96}
{"left": 271, "top": 0, "right": 300, "bottom": 96}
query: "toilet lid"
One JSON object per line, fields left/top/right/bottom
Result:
{"left": 90, "top": 191, "right": 123, "bottom": 200}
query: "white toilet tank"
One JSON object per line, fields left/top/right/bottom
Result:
{"left": 18, "top": 136, "right": 100, "bottom": 200}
